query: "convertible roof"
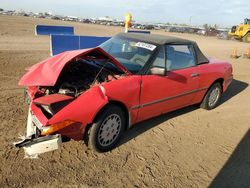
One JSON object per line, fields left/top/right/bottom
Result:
{"left": 116, "top": 33, "right": 209, "bottom": 64}
{"left": 116, "top": 32, "right": 193, "bottom": 45}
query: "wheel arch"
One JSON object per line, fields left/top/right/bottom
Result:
{"left": 211, "top": 78, "right": 224, "bottom": 91}
{"left": 199, "top": 77, "right": 224, "bottom": 109}
{"left": 200, "top": 77, "right": 224, "bottom": 103}
{"left": 108, "top": 100, "right": 130, "bottom": 130}
{"left": 84, "top": 100, "right": 130, "bottom": 140}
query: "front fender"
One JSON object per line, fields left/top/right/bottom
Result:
{"left": 48, "top": 86, "right": 108, "bottom": 125}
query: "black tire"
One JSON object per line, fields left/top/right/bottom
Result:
{"left": 243, "top": 32, "right": 250, "bottom": 43}
{"left": 86, "top": 104, "right": 126, "bottom": 152}
{"left": 200, "top": 83, "right": 222, "bottom": 110}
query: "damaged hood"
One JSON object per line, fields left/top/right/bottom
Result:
{"left": 19, "top": 47, "right": 130, "bottom": 86}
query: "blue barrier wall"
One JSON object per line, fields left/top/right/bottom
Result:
{"left": 128, "top": 30, "right": 151, "bottom": 34}
{"left": 36, "top": 25, "right": 74, "bottom": 35}
{"left": 50, "top": 35, "right": 110, "bottom": 56}
{"left": 50, "top": 35, "right": 79, "bottom": 56}
{"left": 79, "top": 36, "right": 110, "bottom": 49}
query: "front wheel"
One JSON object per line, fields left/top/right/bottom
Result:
{"left": 86, "top": 104, "right": 126, "bottom": 152}
{"left": 200, "top": 83, "right": 222, "bottom": 110}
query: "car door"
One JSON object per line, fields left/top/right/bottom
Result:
{"left": 136, "top": 44, "right": 200, "bottom": 122}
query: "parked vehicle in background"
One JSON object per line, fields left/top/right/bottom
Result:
{"left": 205, "top": 27, "right": 220, "bottom": 36}
{"left": 217, "top": 30, "right": 229, "bottom": 40}
{"left": 143, "top": 24, "right": 154, "bottom": 30}
{"left": 197, "top": 29, "right": 206, "bottom": 35}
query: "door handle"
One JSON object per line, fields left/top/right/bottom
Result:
{"left": 191, "top": 73, "right": 200, "bottom": 77}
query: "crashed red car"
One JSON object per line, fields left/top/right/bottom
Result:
{"left": 15, "top": 33, "right": 233, "bottom": 156}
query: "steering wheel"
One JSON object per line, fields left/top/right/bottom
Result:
{"left": 133, "top": 57, "right": 146, "bottom": 65}
{"left": 110, "top": 73, "right": 118, "bottom": 80}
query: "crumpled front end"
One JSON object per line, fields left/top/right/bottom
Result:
{"left": 15, "top": 47, "right": 127, "bottom": 157}
{"left": 14, "top": 85, "right": 108, "bottom": 158}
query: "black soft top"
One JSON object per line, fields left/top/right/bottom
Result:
{"left": 116, "top": 33, "right": 209, "bottom": 64}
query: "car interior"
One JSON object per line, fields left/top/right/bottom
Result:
{"left": 166, "top": 45, "right": 196, "bottom": 71}
{"left": 152, "top": 45, "right": 196, "bottom": 73}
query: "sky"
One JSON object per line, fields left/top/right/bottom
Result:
{"left": 0, "top": 0, "right": 249, "bottom": 27}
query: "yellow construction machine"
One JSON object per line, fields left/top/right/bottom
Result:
{"left": 228, "top": 18, "right": 250, "bottom": 43}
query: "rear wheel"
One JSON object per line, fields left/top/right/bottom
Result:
{"left": 86, "top": 104, "right": 126, "bottom": 152}
{"left": 243, "top": 32, "right": 250, "bottom": 43}
{"left": 200, "top": 83, "right": 222, "bottom": 110}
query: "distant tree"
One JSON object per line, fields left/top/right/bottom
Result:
{"left": 214, "top": 24, "right": 219, "bottom": 29}
{"left": 203, "top": 24, "right": 208, "bottom": 29}
{"left": 44, "top": 12, "right": 50, "bottom": 16}
{"left": 0, "top": 8, "right": 4, "bottom": 11}
{"left": 180, "top": 23, "right": 189, "bottom": 26}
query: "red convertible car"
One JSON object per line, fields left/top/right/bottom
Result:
{"left": 15, "top": 33, "right": 233, "bottom": 156}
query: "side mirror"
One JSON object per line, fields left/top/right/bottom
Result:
{"left": 149, "top": 67, "right": 166, "bottom": 76}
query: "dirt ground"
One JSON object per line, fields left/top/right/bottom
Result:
{"left": 0, "top": 15, "right": 249, "bottom": 188}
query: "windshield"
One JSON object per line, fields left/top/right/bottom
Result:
{"left": 100, "top": 37, "right": 157, "bottom": 73}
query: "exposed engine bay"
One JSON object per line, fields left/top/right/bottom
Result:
{"left": 39, "top": 56, "right": 121, "bottom": 98}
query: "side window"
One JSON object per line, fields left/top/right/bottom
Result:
{"left": 151, "top": 47, "right": 165, "bottom": 68}
{"left": 166, "top": 44, "right": 196, "bottom": 71}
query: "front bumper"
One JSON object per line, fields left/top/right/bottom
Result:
{"left": 14, "top": 134, "right": 62, "bottom": 158}
{"left": 14, "top": 106, "right": 62, "bottom": 158}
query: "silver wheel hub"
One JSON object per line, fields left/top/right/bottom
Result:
{"left": 97, "top": 114, "right": 121, "bottom": 147}
{"left": 208, "top": 87, "right": 220, "bottom": 107}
